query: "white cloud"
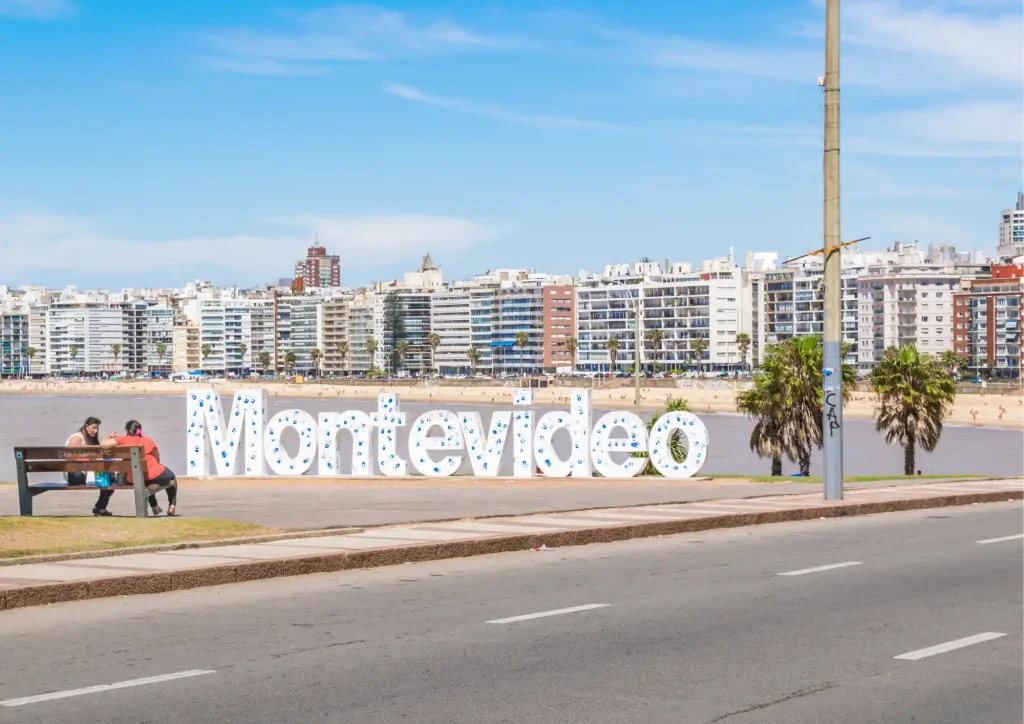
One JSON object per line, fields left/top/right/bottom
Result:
{"left": 0, "top": 211, "right": 495, "bottom": 283}
{"left": 201, "top": 5, "right": 525, "bottom": 74}
{"left": 0, "top": 0, "right": 74, "bottom": 19}
{"left": 383, "top": 82, "right": 635, "bottom": 132}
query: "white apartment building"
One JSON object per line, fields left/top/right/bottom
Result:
{"left": 431, "top": 287, "right": 472, "bottom": 375}
{"left": 46, "top": 301, "right": 128, "bottom": 375}
{"left": 857, "top": 263, "right": 959, "bottom": 372}
{"left": 143, "top": 306, "right": 174, "bottom": 374}
{"left": 275, "top": 295, "right": 323, "bottom": 373}
{"left": 998, "top": 192, "right": 1024, "bottom": 258}
{"left": 0, "top": 303, "right": 30, "bottom": 377}
{"left": 576, "top": 256, "right": 746, "bottom": 373}
{"left": 248, "top": 297, "right": 276, "bottom": 370}
{"left": 171, "top": 322, "right": 200, "bottom": 373}
{"left": 194, "top": 297, "right": 251, "bottom": 373}
{"left": 322, "top": 296, "right": 352, "bottom": 375}
{"left": 347, "top": 293, "right": 378, "bottom": 373}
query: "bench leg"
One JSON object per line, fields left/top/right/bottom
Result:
{"left": 16, "top": 453, "right": 32, "bottom": 516}
{"left": 130, "top": 448, "right": 148, "bottom": 518}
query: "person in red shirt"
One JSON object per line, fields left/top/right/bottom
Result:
{"left": 101, "top": 420, "right": 178, "bottom": 516}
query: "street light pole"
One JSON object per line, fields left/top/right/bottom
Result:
{"left": 822, "top": 0, "right": 844, "bottom": 501}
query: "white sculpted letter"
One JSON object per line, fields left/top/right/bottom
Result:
{"left": 371, "top": 391, "right": 408, "bottom": 476}
{"left": 648, "top": 411, "right": 709, "bottom": 478}
{"left": 186, "top": 388, "right": 267, "bottom": 477}
{"left": 590, "top": 412, "right": 647, "bottom": 478}
{"left": 408, "top": 411, "right": 464, "bottom": 476}
{"left": 458, "top": 411, "right": 510, "bottom": 477}
{"left": 318, "top": 411, "right": 374, "bottom": 476}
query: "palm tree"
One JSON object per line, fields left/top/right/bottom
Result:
{"left": 310, "top": 348, "right": 323, "bottom": 378}
{"left": 565, "top": 336, "right": 578, "bottom": 376}
{"left": 735, "top": 333, "right": 751, "bottom": 373}
{"left": 427, "top": 332, "right": 441, "bottom": 377}
{"left": 646, "top": 328, "right": 664, "bottom": 374}
{"left": 26, "top": 346, "right": 36, "bottom": 375}
{"left": 200, "top": 344, "right": 212, "bottom": 371}
{"left": 938, "top": 350, "right": 963, "bottom": 378}
{"left": 514, "top": 331, "right": 529, "bottom": 377}
{"left": 155, "top": 342, "right": 167, "bottom": 371}
{"left": 690, "top": 337, "right": 709, "bottom": 376}
{"left": 111, "top": 343, "right": 122, "bottom": 372}
{"left": 605, "top": 336, "right": 620, "bottom": 376}
{"left": 737, "top": 369, "right": 788, "bottom": 476}
{"left": 257, "top": 350, "right": 272, "bottom": 374}
{"left": 237, "top": 342, "right": 248, "bottom": 373}
{"left": 394, "top": 341, "right": 408, "bottom": 374}
{"left": 68, "top": 344, "right": 79, "bottom": 375}
{"left": 467, "top": 346, "right": 481, "bottom": 376}
{"left": 870, "top": 345, "right": 957, "bottom": 475}
{"left": 336, "top": 341, "right": 349, "bottom": 377}
{"left": 634, "top": 397, "right": 690, "bottom": 475}
{"left": 283, "top": 350, "right": 297, "bottom": 375}
{"left": 365, "top": 337, "right": 378, "bottom": 374}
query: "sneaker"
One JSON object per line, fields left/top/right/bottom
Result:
{"left": 151, "top": 505, "right": 163, "bottom": 516}
{"left": 92, "top": 507, "right": 113, "bottom": 517}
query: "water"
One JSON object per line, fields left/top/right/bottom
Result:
{"left": 1, "top": 394, "right": 1019, "bottom": 479}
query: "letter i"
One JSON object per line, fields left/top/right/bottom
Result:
{"left": 513, "top": 388, "right": 533, "bottom": 478}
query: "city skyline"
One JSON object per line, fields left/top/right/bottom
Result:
{"left": 1, "top": 0, "right": 1021, "bottom": 289}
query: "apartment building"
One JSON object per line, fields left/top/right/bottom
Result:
{"left": 321, "top": 296, "right": 352, "bottom": 375}
{"left": 998, "top": 192, "right": 1024, "bottom": 259}
{"left": 143, "top": 305, "right": 174, "bottom": 375}
{"left": 857, "top": 264, "right": 958, "bottom": 372}
{"left": 954, "top": 262, "right": 1022, "bottom": 379}
{"left": 542, "top": 285, "right": 576, "bottom": 372}
{"left": 46, "top": 301, "right": 128, "bottom": 375}
{"left": 275, "top": 295, "right": 323, "bottom": 373}
{"left": 347, "top": 293, "right": 377, "bottom": 373}
{"left": 248, "top": 297, "right": 276, "bottom": 371}
{"left": 195, "top": 297, "right": 251, "bottom": 373}
{"left": 0, "top": 304, "right": 30, "bottom": 377}
{"left": 431, "top": 287, "right": 472, "bottom": 375}
{"left": 171, "top": 322, "right": 200, "bottom": 373}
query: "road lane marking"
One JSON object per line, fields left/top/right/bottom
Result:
{"left": 0, "top": 670, "right": 216, "bottom": 707}
{"left": 778, "top": 561, "right": 862, "bottom": 576}
{"left": 487, "top": 603, "right": 610, "bottom": 624}
{"left": 894, "top": 633, "right": 1006, "bottom": 661}
{"left": 976, "top": 533, "right": 1024, "bottom": 545}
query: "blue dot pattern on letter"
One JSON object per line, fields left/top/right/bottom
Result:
{"left": 456, "top": 411, "right": 510, "bottom": 477}
{"left": 371, "top": 392, "right": 407, "bottom": 476}
{"left": 186, "top": 388, "right": 267, "bottom": 477}
{"left": 590, "top": 411, "right": 647, "bottom": 478}
{"left": 317, "top": 410, "right": 373, "bottom": 476}
{"left": 648, "top": 411, "right": 709, "bottom": 478}
{"left": 264, "top": 409, "right": 318, "bottom": 476}
{"left": 408, "top": 410, "right": 464, "bottom": 476}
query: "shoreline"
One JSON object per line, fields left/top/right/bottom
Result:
{"left": 1, "top": 379, "right": 1021, "bottom": 431}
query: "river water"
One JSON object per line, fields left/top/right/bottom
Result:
{"left": 1, "top": 394, "right": 1019, "bottom": 479}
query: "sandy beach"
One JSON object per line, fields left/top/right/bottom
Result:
{"left": 2, "top": 378, "right": 1021, "bottom": 431}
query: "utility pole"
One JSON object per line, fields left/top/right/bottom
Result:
{"left": 634, "top": 288, "right": 642, "bottom": 417}
{"left": 822, "top": 0, "right": 843, "bottom": 501}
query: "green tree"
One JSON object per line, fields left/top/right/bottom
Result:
{"left": 635, "top": 397, "right": 690, "bottom": 475}
{"left": 646, "top": 328, "right": 664, "bottom": 374}
{"left": 365, "top": 337, "right": 378, "bottom": 373}
{"left": 467, "top": 346, "right": 481, "bottom": 375}
{"left": 310, "top": 348, "right": 323, "bottom": 378}
{"left": 605, "top": 336, "right": 620, "bottom": 375}
{"left": 565, "top": 336, "right": 578, "bottom": 375}
{"left": 111, "top": 343, "right": 122, "bottom": 370}
{"left": 427, "top": 332, "right": 441, "bottom": 377}
{"left": 68, "top": 344, "right": 79, "bottom": 375}
{"left": 237, "top": 342, "right": 247, "bottom": 371}
{"left": 257, "top": 350, "right": 271, "bottom": 374}
{"left": 690, "top": 337, "right": 709, "bottom": 376}
{"left": 200, "top": 344, "right": 212, "bottom": 369}
{"left": 735, "top": 333, "right": 751, "bottom": 373}
{"left": 283, "top": 350, "right": 297, "bottom": 374}
{"left": 514, "top": 331, "right": 530, "bottom": 376}
{"left": 870, "top": 345, "right": 957, "bottom": 475}
{"left": 155, "top": 342, "right": 167, "bottom": 368}
{"left": 394, "top": 341, "right": 409, "bottom": 373}
{"left": 737, "top": 369, "right": 788, "bottom": 476}
{"left": 336, "top": 341, "right": 349, "bottom": 376}
{"left": 938, "top": 350, "right": 963, "bottom": 378}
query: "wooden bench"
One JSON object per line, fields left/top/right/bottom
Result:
{"left": 15, "top": 446, "right": 171, "bottom": 518}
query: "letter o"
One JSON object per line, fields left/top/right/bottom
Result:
{"left": 648, "top": 411, "right": 709, "bottom": 478}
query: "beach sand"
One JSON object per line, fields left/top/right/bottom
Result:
{"left": 2, "top": 378, "right": 1021, "bottom": 431}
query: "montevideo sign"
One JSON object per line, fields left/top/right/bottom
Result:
{"left": 185, "top": 388, "right": 709, "bottom": 479}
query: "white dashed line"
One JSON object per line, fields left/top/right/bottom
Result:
{"left": 487, "top": 603, "right": 610, "bottom": 624}
{"left": 778, "top": 561, "right": 863, "bottom": 576}
{"left": 0, "top": 670, "right": 216, "bottom": 707}
{"left": 894, "top": 633, "right": 1006, "bottom": 661}
{"left": 976, "top": 533, "right": 1024, "bottom": 545}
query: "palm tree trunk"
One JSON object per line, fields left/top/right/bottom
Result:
{"left": 799, "top": 450, "right": 811, "bottom": 477}
{"left": 771, "top": 455, "right": 782, "bottom": 477}
{"left": 904, "top": 438, "right": 915, "bottom": 476}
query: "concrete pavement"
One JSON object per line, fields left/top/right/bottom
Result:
{"left": 0, "top": 476, "right": 999, "bottom": 529}
{"left": 1, "top": 478, "right": 1020, "bottom": 610}
{"left": 0, "top": 502, "right": 1020, "bottom": 723}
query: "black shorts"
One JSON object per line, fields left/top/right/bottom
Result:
{"left": 147, "top": 468, "right": 177, "bottom": 487}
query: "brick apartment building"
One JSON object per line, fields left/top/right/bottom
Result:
{"left": 542, "top": 284, "right": 576, "bottom": 371}
{"left": 953, "top": 262, "right": 1022, "bottom": 379}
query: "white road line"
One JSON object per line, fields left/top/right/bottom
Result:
{"left": 487, "top": 603, "right": 610, "bottom": 624}
{"left": 778, "top": 561, "right": 863, "bottom": 576}
{"left": 894, "top": 633, "right": 1006, "bottom": 661}
{"left": 0, "top": 670, "right": 216, "bottom": 708}
{"left": 976, "top": 533, "right": 1024, "bottom": 545}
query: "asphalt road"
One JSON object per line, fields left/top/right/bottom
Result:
{"left": 2, "top": 394, "right": 1021, "bottom": 478}
{"left": 1, "top": 503, "right": 1021, "bottom": 723}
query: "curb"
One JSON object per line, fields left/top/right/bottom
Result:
{"left": 0, "top": 527, "right": 365, "bottom": 568}
{"left": 1, "top": 490, "right": 1019, "bottom": 611}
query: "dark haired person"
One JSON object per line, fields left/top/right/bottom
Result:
{"left": 101, "top": 420, "right": 178, "bottom": 516}
{"left": 66, "top": 416, "right": 115, "bottom": 516}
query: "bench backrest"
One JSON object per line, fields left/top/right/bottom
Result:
{"left": 14, "top": 446, "right": 143, "bottom": 474}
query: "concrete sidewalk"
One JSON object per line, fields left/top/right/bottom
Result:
{"left": 1, "top": 478, "right": 1020, "bottom": 611}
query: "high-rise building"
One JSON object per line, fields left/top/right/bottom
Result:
{"left": 171, "top": 321, "right": 200, "bottom": 373}
{"left": 542, "top": 285, "right": 576, "bottom": 372}
{"left": 0, "top": 303, "right": 30, "bottom": 377}
{"left": 998, "top": 192, "right": 1024, "bottom": 259}
{"left": 322, "top": 296, "right": 352, "bottom": 375}
{"left": 275, "top": 295, "right": 323, "bottom": 373}
{"left": 347, "top": 293, "right": 377, "bottom": 373}
{"left": 143, "top": 305, "right": 174, "bottom": 375}
{"left": 954, "top": 261, "right": 1022, "bottom": 379}
{"left": 294, "top": 245, "right": 341, "bottom": 289}
{"left": 46, "top": 301, "right": 127, "bottom": 375}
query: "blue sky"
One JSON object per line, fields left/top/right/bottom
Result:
{"left": 1, "top": 0, "right": 1021, "bottom": 289}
